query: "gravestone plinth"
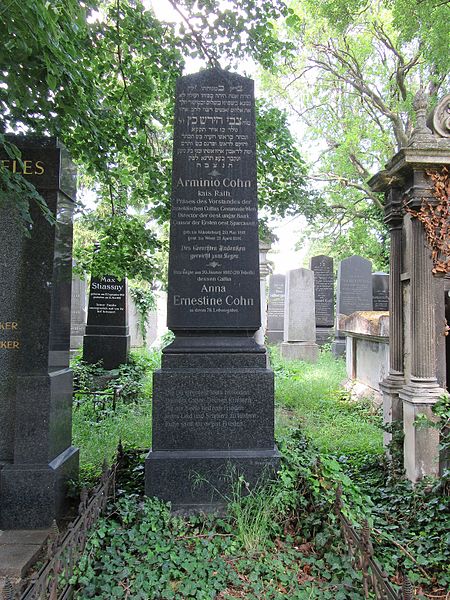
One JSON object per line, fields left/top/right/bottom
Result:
{"left": 372, "top": 272, "right": 389, "bottom": 311}
{"left": 83, "top": 275, "right": 130, "bottom": 369}
{"left": 281, "top": 268, "right": 319, "bottom": 363}
{"left": 332, "top": 256, "right": 372, "bottom": 357}
{"left": 267, "top": 274, "right": 285, "bottom": 344}
{"left": 0, "top": 136, "right": 79, "bottom": 529}
{"left": 310, "top": 255, "right": 334, "bottom": 345}
{"left": 145, "top": 68, "right": 279, "bottom": 511}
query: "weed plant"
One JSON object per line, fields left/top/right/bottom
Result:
{"left": 72, "top": 430, "right": 368, "bottom": 600}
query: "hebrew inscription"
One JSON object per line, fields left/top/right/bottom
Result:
{"left": 167, "top": 69, "right": 260, "bottom": 330}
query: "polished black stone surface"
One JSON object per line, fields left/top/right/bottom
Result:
{"left": 146, "top": 70, "right": 278, "bottom": 510}
{"left": 0, "top": 136, "right": 78, "bottom": 529}
{"left": 372, "top": 272, "right": 389, "bottom": 311}
{"left": 83, "top": 275, "right": 130, "bottom": 369}
{"left": 167, "top": 68, "right": 261, "bottom": 333}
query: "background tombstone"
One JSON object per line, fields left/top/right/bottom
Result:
{"left": 255, "top": 239, "right": 272, "bottom": 345}
{"left": 310, "top": 255, "right": 334, "bottom": 345}
{"left": 372, "top": 272, "right": 389, "bottom": 311}
{"left": 70, "top": 266, "right": 87, "bottom": 352}
{"left": 83, "top": 272, "right": 130, "bottom": 370}
{"left": 332, "top": 255, "right": 373, "bottom": 356}
{"left": 281, "top": 268, "right": 319, "bottom": 362}
{"left": 266, "top": 274, "right": 285, "bottom": 344}
{"left": 145, "top": 68, "right": 279, "bottom": 510}
{"left": 0, "top": 136, "right": 79, "bottom": 528}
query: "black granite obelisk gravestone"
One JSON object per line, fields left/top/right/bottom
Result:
{"left": 0, "top": 136, "right": 79, "bottom": 528}
{"left": 145, "top": 68, "right": 280, "bottom": 510}
{"left": 83, "top": 267, "right": 130, "bottom": 370}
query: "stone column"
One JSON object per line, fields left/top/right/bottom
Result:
{"left": 400, "top": 202, "right": 445, "bottom": 480}
{"left": 255, "top": 240, "right": 272, "bottom": 346}
{"left": 379, "top": 189, "right": 405, "bottom": 446}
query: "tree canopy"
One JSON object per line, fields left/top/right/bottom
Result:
{"left": 0, "top": 0, "right": 310, "bottom": 280}
{"left": 261, "top": 0, "right": 449, "bottom": 267}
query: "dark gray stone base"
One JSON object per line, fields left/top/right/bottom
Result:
{"left": 316, "top": 327, "right": 334, "bottom": 346}
{"left": 332, "top": 337, "right": 346, "bottom": 357}
{"left": 83, "top": 334, "right": 130, "bottom": 369}
{"left": 267, "top": 330, "right": 284, "bottom": 345}
{"left": 0, "top": 446, "right": 79, "bottom": 529}
{"left": 145, "top": 447, "right": 280, "bottom": 510}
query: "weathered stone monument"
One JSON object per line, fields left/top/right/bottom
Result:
{"left": 266, "top": 274, "right": 285, "bottom": 344}
{"left": 281, "top": 268, "right": 319, "bottom": 363}
{"left": 128, "top": 296, "right": 158, "bottom": 348}
{"left": 332, "top": 255, "right": 373, "bottom": 356}
{"left": 145, "top": 68, "right": 279, "bottom": 509}
{"left": 310, "top": 255, "right": 334, "bottom": 345}
{"left": 254, "top": 239, "right": 272, "bottom": 345}
{"left": 83, "top": 271, "right": 130, "bottom": 370}
{"left": 369, "top": 91, "right": 450, "bottom": 481}
{"left": 372, "top": 272, "right": 389, "bottom": 311}
{"left": 0, "top": 136, "right": 79, "bottom": 528}
{"left": 70, "top": 268, "right": 87, "bottom": 351}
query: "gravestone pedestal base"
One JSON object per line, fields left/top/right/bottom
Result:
{"left": 280, "top": 342, "right": 319, "bottom": 363}
{"left": 0, "top": 371, "right": 79, "bottom": 529}
{"left": 332, "top": 337, "right": 346, "bottom": 357}
{"left": 316, "top": 327, "right": 334, "bottom": 346}
{"left": 400, "top": 382, "right": 444, "bottom": 482}
{"left": 145, "top": 345, "right": 280, "bottom": 511}
{"left": 83, "top": 332, "right": 130, "bottom": 370}
{"left": 380, "top": 374, "right": 404, "bottom": 447}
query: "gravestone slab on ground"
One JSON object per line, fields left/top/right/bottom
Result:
{"left": 266, "top": 274, "right": 285, "bottom": 344}
{"left": 310, "top": 255, "right": 334, "bottom": 345}
{"left": 281, "top": 268, "right": 319, "bottom": 363}
{"left": 372, "top": 272, "right": 389, "bottom": 311}
{"left": 332, "top": 255, "right": 372, "bottom": 357}
{"left": 0, "top": 135, "right": 79, "bottom": 529}
{"left": 83, "top": 274, "right": 130, "bottom": 369}
{"left": 145, "top": 68, "right": 279, "bottom": 511}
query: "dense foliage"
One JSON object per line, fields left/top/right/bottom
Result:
{"left": 261, "top": 0, "right": 450, "bottom": 266}
{"left": 1, "top": 0, "right": 313, "bottom": 280}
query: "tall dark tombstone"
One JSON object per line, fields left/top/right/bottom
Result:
{"left": 332, "top": 255, "right": 372, "bottom": 357}
{"left": 0, "top": 136, "right": 79, "bottom": 528}
{"left": 310, "top": 255, "right": 334, "bottom": 345}
{"left": 145, "top": 68, "right": 279, "bottom": 510}
{"left": 372, "top": 272, "right": 389, "bottom": 311}
{"left": 83, "top": 272, "right": 130, "bottom": 370}
{"left": 266, "top": 274, "right": 285, "bottom": 344}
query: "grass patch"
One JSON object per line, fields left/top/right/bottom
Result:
{"left": 271, "top": 346, "right": 383, "bottom": 457}
{"left": 72, "top": 349, "right": 158, "bottom": 480}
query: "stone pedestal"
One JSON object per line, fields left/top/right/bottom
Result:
{"left": 146, "top": 346, "right": 279, "bottom": 509}
{"left": 281, "top": 268, "right": 319, "bottom": 363}
{"left": 0, "top": 136, "right": 79, "bottom": 529}
{"left": 145, "top": 68, "right": 279, "bottom": 511}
